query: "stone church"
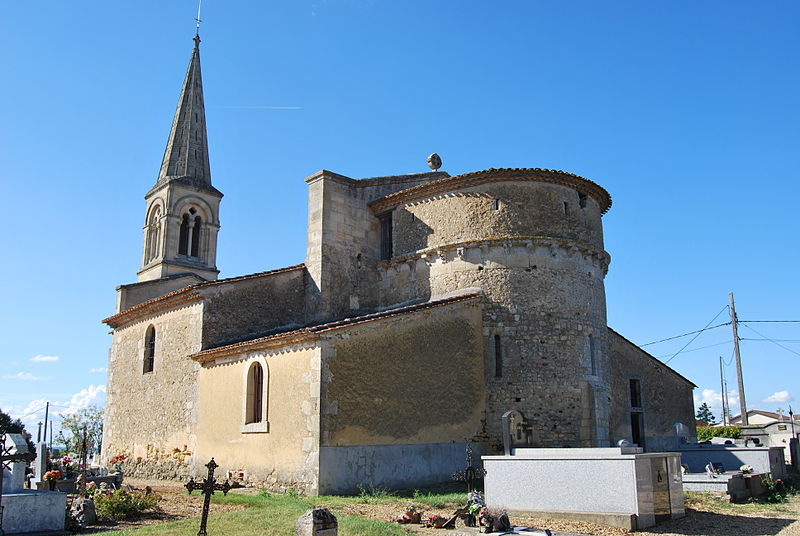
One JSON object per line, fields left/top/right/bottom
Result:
{"left": 101, "top": 35, "right": 696, "bottom": 494}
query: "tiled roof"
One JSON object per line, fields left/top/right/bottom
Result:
{"left": 189, "top": 291, "right": 483, "bottom": 362}
{"left": 102, "top": 264, "right": 305, "bottom": 328}
{"left": 368, "top": 168, "right": 612, "bottom": 214}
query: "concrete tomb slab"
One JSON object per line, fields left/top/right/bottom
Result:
{"left": 483, "top": 447, "right": 685, "bottom": 530}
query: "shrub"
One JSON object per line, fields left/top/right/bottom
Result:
{"left": 94, "top": 489, "right": 161, "bottom": 520}
{"left": 697, "top": 425, "right": 741, "bottom": 442}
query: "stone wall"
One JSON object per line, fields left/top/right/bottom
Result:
{"left": 608, "top": 329, "right": 696, "bottom": 452}
{"left": 304, "top": 170, "right": 447, "bottom": 321}
{"left": 102, "top": 303, "right": 204, "bottom": 479}
{"left": 375, "top": 174, "right": 612, "bottom": 449}
{"left": 320, "top": 299, "right": 485, "bottom": 446}
{"left": 393, "top": 182, "right": 605, "bottom": 256}
{"left": 195, "top": 344, "right": 322, "bottom": 494}
{"left": 200, "top": 267, "right": 306, "bottom": 348}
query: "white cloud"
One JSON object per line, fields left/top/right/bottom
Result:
{"left": 30, "top": 355, "right": 59, "bottom": 362}
{"left": 3, "top": 372, "right": 51, "bottom": 381}
{"left": 763, "top": 390, "right": 793, "bottom": 404}
{"left": 4, "top": 385, "right": 106, "bottom": 433}
{"left": 56, "top": 384, "right": 106, "bottom": 417}
{"left": 693, "top": 388, "right": 740, "bottom": 419}
{"left": 88, "top": 367, "right": 108, "bottom": 373}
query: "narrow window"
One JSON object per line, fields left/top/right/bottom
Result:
{"left": 563, "top": 201, "right": 569, "bottom": 215}
{"left": 629, "top": 379, "right": 642, "bottom": 408}
{"left": 630, "top": 411, "right": 644, "bottom": 447}
{"left": 579, "top": 193, "right": 588, "bottom": 209}
{"left": 246, "top": 363, "right": 264, "bottom": 424}
{"left": 379, "top": 212, "right": 393, "bottom": 260}
{"left": 143, "top": 326, "right": 156, "bottom": 373}
{"left": 178, "top": 214, "right": 190, "bottom": 255}
{"left": 494, "top": 334, "right": 502, "bottom": 378}
{"left": 191, "top": 216, "right": 202, "bottom": 257}
{"left": 492, "top": 198, "right": 501, "bottom": 211}
{"left": 588, "top": 334, "right": 596, "bottom": 375}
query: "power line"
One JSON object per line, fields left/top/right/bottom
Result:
{"left": 740, "top": 323, "right": 800, "bottom": 358}
{"left": 739, "top": 320, "right": 800, "bottom": 323}
{"left": 641, "top": 321, "right": 730, "bottom": 347}
{"left": 655, "top": 340, "right": 730, "bottom": 359}
{"left": 740, "top": 338, "right": 800, "bottom": 343}
{"left": 664, "top": 305, "right": 731, "bottom": 365}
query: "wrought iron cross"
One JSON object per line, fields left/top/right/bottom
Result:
{"left": 185, "top": 458, "right": 231, "bottom": 536}
{"left": 451, "top": 442, "right": 486, "bottom": 493}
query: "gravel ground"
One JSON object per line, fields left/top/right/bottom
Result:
{"left": 83, "top": 479, "right": 800, "bottom": 536}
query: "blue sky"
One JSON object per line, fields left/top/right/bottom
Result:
{"left": 1, "top": 1, "right": 798, "bottom": 435}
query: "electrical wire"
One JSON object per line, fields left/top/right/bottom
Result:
{"left": 740, "top": 323, "right": 800, "bottom": 358}
{"left": 641, "top": 321, "right": 730, "bottom": 347}
{"left": 739, "top": 320, "right": 800, "bottom": 323}
{"left": 655, "top": 340, "right": 731, "bottom": 359}
{"left": 663, "top": 305, "right": 731, "bottom": 365}
{"left": 740, "top": 338, "right": 800, "bottom": 343}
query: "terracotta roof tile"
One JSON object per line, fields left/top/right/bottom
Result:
{"left": 368, "top": 167, "right": 612, "bottom": 214}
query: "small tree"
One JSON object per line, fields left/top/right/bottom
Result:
{"left": 59, "top": 405, "right": 103, "bottom": 457}
{"left": 696, "top": 402, "right": 715, "bottom": 424}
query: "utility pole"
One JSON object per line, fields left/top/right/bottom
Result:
{"left": 719, "top": 356, "right": 729, "bottom": 425}
{"left": 729, "top": 292, "right": 748, "bottom": 425}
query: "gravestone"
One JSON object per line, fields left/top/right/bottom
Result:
{"left": 1, "top": 433, "right": 65, "bottom": 534}
{"left": 33, "top": 441, "right": 48, "bottom": 485}
{"left": 673, "top": 422, "right": 690, "bottom": 448}
{"left": 501, "top": 410, "right": 536, "bottom": 455}
{"left": 1, "top": 434, "right": 31, "bottom": 493}
{"left": 295, "top": 508, "right": 337, "bottom": 536}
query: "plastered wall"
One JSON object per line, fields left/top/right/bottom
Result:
{"left": 320, "top": 300, "right": 485, "bottom": 446}
{"left": 195, "top": 345, "right": 322, "bottom": 493}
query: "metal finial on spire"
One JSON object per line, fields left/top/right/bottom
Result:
{"left": 195, "top": 0, "right": 203, "bottom": 36}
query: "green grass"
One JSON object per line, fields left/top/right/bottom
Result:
{"left": 92, "top": 485, "right": 467, "bottom": 536}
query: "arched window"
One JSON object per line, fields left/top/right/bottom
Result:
{"left": 245, "top": 362, "right": 264, "bottom": 424}
{"left": 191, "top": 215, "right": 202, "bottom": 257}
{"left": 178, "top": 214, "right": 190, "bottom": 255}
{"left": 143, "top": 325, "right": 156, "bottom": 373}
{"left": 145, "top": 206, "right": 161, "bottom": 262}
{"left": 178, "top": 208, "right": 202, "bottom": 258}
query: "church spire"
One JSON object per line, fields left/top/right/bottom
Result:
{"left": 138, "top": 33, "right": 222, "bottom": 284}
{"left": 158, "top": 34, "right": 212, "bottom": 186}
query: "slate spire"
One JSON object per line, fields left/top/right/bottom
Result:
{"left": 158, "top": 33, "right": 212, "bottom": 185}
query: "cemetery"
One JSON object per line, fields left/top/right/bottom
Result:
{"left": 2, "top": 410, "right": 799, "bottom": 536}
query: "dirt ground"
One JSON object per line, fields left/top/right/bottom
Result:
{"left": 83, "top": 479, "right": 800, "bottom": 536}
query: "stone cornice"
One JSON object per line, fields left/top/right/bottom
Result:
{"left": 381, "top": 236, "right": 611, "bottom": 274}
{"left": 368, "top": 168, "right": 612, "bottom": 214}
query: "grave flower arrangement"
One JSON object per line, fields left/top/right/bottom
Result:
{"left": 60, "top": 455, "right": 78, "bottom": 478}
{"left": 465, "top": 491, "right": 486, "bottom": 527}
{"left": 740, "top": 464, "right": 753, "bottom": 474}
{"left": 43, "top": 469, "right": 62, "bottom": 482}
{"left": 109, "top": 454, "right": 127, "bottom": 473}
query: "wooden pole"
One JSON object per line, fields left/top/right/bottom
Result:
{"left": 719, "top": 356, "right": 729, "bottom": 425}
{"left": 729, "top": 292, "right": 748, "bottom": 426}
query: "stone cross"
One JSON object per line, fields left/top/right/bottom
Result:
{"left": 451, "top": 442, "right": 486, "bottom": 493}
{"left": 185, "top": 458, "right": 231, "bottom": 536}
{"left": 501, "top": 410, "right": 535, "bottom": 455}
{"left": 1, "top": 433, "right": 36, "bottom": 536}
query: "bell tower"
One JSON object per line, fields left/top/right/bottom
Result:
{"left": 138, "top": 33, "right": 222, "bottom": 282}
